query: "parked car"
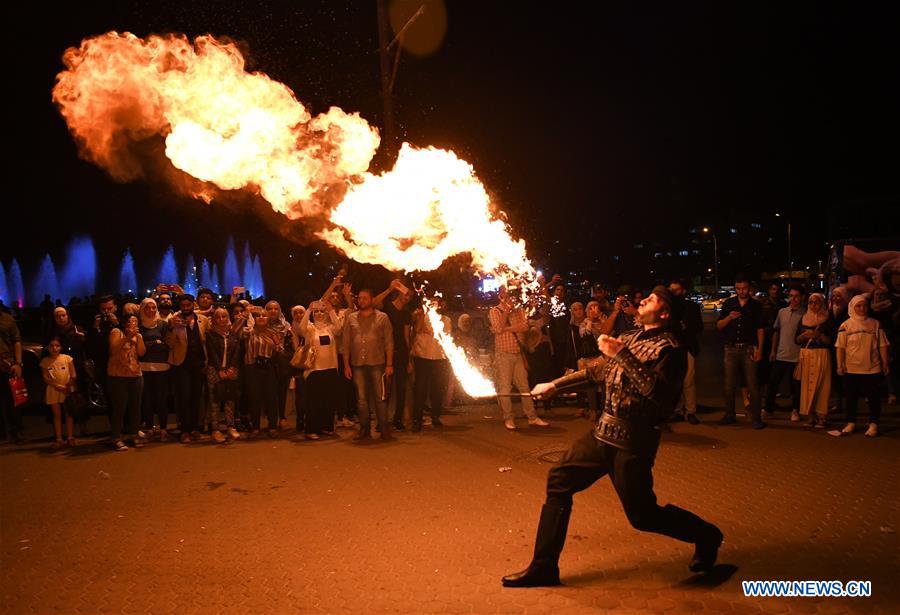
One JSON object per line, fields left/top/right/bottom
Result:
{"left": 701, "top": 291, "right": 731, "bottom": 311}
{"left": 18, "top": 342, "right": 106, "bottom": 415}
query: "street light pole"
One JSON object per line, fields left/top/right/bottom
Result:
{"left": 703, "top": 227, "right": 719, "bottom": 291}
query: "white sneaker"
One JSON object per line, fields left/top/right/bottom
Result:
{"left": 841, "top": 422, "right": 855, "bottom": 435}
{"left": 790, "top": 410, "right": 800, "bottom": 422}
{"left": 528, "top": 417, "right": 550, "bottom": 427}
{"left": 504, "top": 418, "right": 517, "bottom": 431}
{"left": 865, "top": 423, "right": 878, "bottom": 437}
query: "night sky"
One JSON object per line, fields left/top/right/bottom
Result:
{"left": 9, "top": 0, "right": 899, "bottom": 301}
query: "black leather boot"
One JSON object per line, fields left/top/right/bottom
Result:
{"left": 502, "top": 501, "right": 571, "bottom": 587}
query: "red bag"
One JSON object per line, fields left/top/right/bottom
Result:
{"left": 8, "top": 376, "right": 28, "bottom": 407}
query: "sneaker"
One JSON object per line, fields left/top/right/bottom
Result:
{"left": 212, "top": 430, "right": 226, "bottom": 443}
{"left": 717, "top": 414, "right": 737, "bottom": 426}
{"left": 137, "top": 430, "right": 148, "bottom": 440}
{"left": 814, "top": 418, "right": 828, "bottom": 429}
{"left": 686, "top": 413, "right": 701, "bottom": 425}
{"left": 528, "top": 417, "right": 550, "bottom": 427}
{"left": 841, "top": 422, "right": 855, "bottom": 435}
{"left": 865, "top": 423, "right": 878, "bottom": 437}
{"left": 751, "top": 421, "right": 767, "bottom": 430}
{"left": 227, "top": 428, "right": 240, "bottom": 440}
{"left": 113, "top": 439, "right": 128, "bottom": 451}
{"left": 180, "top": 433, "right": 191, "bottom": 444}
{"left": 341, "top": 418, "right": 354, "bottom": 428}
{"left": 805, "top": 416, "right": 818, "bottom": 428}
{"left": 790, "top": 410, "right": 800, "bottom": 422}
{"left": 504, "top": 418, "right": 517, "bottom": 431}
{"left": 392, "top": 421, "right": 405, "bottom": 432}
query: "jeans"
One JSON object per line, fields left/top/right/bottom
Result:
{"left": 413, "top": 357, "right": 450, "bottom": 425}
{"left": 495, "top": 351, "right": 537, "bottom": 421}
{"left": 764, "top": 360, "right": 799, "bottom": 412}
{"left": 351, "top": 364, "right": 388, "bottom": 436}
{"left": 107, "top": 375, "right": 143, "bottom": 440}
{"left": 844, "top": 373, "right": 883, "bottom": 424}
{"left": 723, "top": 345, "right": 761, "bottom": 422}
{"left": 141, "top": 370, "right": 170, "bottom": 429}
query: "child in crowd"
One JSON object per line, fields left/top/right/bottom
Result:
{"left": 40, "top": 337, "right": 77, "bottom": 448}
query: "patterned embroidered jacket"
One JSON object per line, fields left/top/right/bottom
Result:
{"left": 552, "top": 327, "right": 686, "bottom": 455}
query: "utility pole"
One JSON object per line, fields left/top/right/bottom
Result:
{"left": 376, "top": 0, "right": 397, "bottom": 157}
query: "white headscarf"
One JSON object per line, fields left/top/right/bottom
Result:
{"left": 847, "top": 294, "right": 868, "bottom": 322}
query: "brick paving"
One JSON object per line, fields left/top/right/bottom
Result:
{"left": 2, "top": 316, "right": 898, "bottom": 614}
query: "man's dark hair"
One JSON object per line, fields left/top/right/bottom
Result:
{"left": 787, "top": 284, "right": 807, "bottom": 296}
{"left": 198, "top": 288, "right": 215, "bottom": 299}
{"left": 357, "top": 288, "right": 373, "bottom": 297}
{"left": 734, "top": 274, "right": 749, "bottom": 285}
{"left": 97, "top": 294, "right": 115, "bottom": 305}
{"left": 177, "top": 294, "right": 196, "bottom": 305}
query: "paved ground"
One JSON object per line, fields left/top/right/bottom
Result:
{"left": 2, "top": 315, "right": 899, "bottom": 614}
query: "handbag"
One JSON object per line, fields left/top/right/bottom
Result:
{"left": 9, "top": 376, "right": 28, "bottom": 407}
{"left": 290, "top": 337, "right": 316, "bottom": 370}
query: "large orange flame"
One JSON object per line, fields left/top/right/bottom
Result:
{"left": 423, "top": 298, "right": 495, "bottom": 397}
{"left": 53, "top": 31, "right": 544, "bottom": 394}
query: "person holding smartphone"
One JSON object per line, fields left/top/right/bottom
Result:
{"left": 295, "top": 301, "right": 340, "bottom": 439}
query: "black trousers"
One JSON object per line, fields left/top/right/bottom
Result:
{"left": 392, "top": 349, "right": 409, "bottom": 424}
{"left": 141, "top": 370, "right": 170, "bottom": 429}
{"left": 0, "top": 375, "right": 24, "bottom": 440}
{"left": 412, "top": 357, "right": 450, "bottom": 424}
{"left": 107, "top": 376, "right": 143, "bottom": 440}
{"left": 533, "top": 429, "right": 714, "bottom": 569}
{"left": 247, "top": 363, "right": 279, "bottom": 430}
{"left": 172, "top": 363, "right": 204, "bottom": 433}
{"left": 764, "top": 360, "right": 800, "bottom": 412}
{"left": 844, "top": 373, "right": 883, "bottom": 424}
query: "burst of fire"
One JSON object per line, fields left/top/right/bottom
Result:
{"left": 423, "top": 298, "right": 496, "bottom": 397}
{"left": 53, "top": 31, "right": 544, "bottom": 390}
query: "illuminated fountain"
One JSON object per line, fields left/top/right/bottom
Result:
{"left": 119, "top": 249, "right": 137, "bottom": 294}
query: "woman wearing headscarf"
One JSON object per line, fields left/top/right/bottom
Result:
{"left": 794, "top": 293, "right": 836, "bottom": 427}
{"left": 833, "top": 294, "right": 890, "bottom": 437}
{"left": 206, "top": 307, "right": 243, "bottom": 442}
{"left": 290, "top": 305, "right": 307, "bottom": 433}
{"left": 265, "top": 301, "right": 295, "bottom": 431}
{"left": 294, "top": 301, "right": 340, "bottom": 439}
{"left": 577, "top": 301, "right": 606, "bottom": 420}
{"left": 138, "top": 298, "right": 171, "bottom": 439}
{"left": 244, "top": 304, "right": 286, "bottom": 437}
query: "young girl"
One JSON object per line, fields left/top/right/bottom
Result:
{"left": 41, "top": 337, "right": 77, "bottom": 448}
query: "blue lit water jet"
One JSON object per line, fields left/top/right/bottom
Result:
{"left": 9, "top": 260, "right": 24, "bottom": 308}
{"left": 59, "top": 235, "right": 96, "bottom": 300}
{"left": 158, "top": 246, "right": 178, "bottom": 286}
{"left": 119, "top": 249, "right": 138, "bottom": 295}
{"left": 183, "top": 253, "right": 197, "bottom": 295}
{"left": 31, "top": 254, "right": 60, "bottom": 305}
